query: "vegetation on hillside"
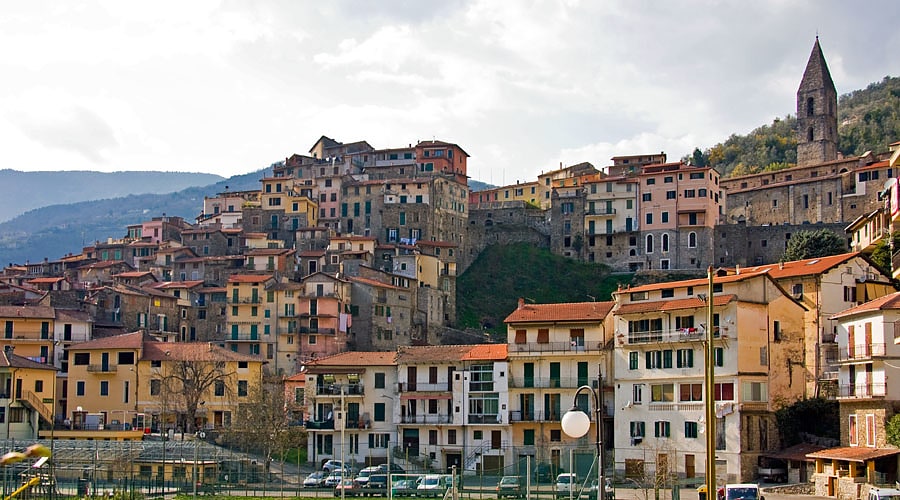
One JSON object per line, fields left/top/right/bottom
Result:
{"left": 688, "top": 76, "right": 900, "bottom": 177}
{"left": 456, "top": 244, "right": 632, "bottom": 338}
{"left": 775, "top": 397, "right": 839, "bottom": 447}
{"left": 781, "top": 229, "right": 847, "bottom": 262}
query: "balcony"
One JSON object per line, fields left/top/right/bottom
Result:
{"left": 231, "top": 297, "right": 261, "bottom": 304}
{"left": 229, "top": 333, "right": 262, "bottom": 342}
{"left": 838, "top": 383, "right": 887, "bottom": 399}
{"left": 399, "top": 414, "right": 451, "bottom": 424}
{"left": 836, "top": 343, "right": 886, "bottom": 362}
{"left": 299, "top": 327, "right": 336, "bottom": 335}
{"left": 316, "top": 384, "right": 365, "bottom": 396}
{"left": 623, "top": 328, "right": 718, "bottom": 345}
{"left": 87, "top": 364, "right": 118, "bottom": 373}
{"left": 585, "top": 208, "right": 616, "bottom": 216}
{"left": 305, "top": 419, "right": 335, "bottom": 430}
{"left": 508, "top": 377, "right": 597, "bottom": 389}
{"left": 397, "top": 382, "right": 450, "bottom": 392}
{"left": 467, "top": 414, "right": 504, "bottom": 424}
{"left": 508, "top": 341, "right": 603, "bottom": 354}
{"left": 509, "top": 410, "right": 561, "bottom": 422}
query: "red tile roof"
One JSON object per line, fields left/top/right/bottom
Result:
{"left": 113, "top": 271, "right": 153, "bottom": 278}
{"left": 831, "top": 291, "right": 900, "bottom": 319}
{"left": 462, "top": 344, "right": 508, "bottom": 361}
{"left": 619, "top": 273, "right": 762, "bottom": 294}
{"left": 395, "top": 344, "right": 506, "bottom": 364}
{"left": 807, "top": 446, "right": 900, "bottom": 463}
{"left": 26, "top": 277, "right": 66, "bottom": 284}
{"left": 0, "top": 349, "right": 56, "bottom": 371}
{"left": 306, "top": 351, "right": 397, "bottom": 366}
{"left": 743, "top": 252, "right": 862, "bottom": 279}
{"left": 505, "top": 301, "right": 614, "bottom": 324}
{"left": 616, "top": 294, "right": 736, "bottom": 315}
{"left": 347, "top": 276, "right": 403, "bottom": 290}
{"left": 153, "top": 281, "right": 204, "bottom": 289}
{"left": 70, "top": 330, "right": 146, "bottom": 350}
{"left": 0, "top": 305, "right": 56, "bottom": 319}
{"left": 142, "top": 341, "right": 264, "bottom": 363}
{"left": 228, "top": 274, "right": 273, "bottom": 284}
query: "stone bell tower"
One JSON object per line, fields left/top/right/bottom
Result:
{"left": 796, "top": 37, "right": 838, "bottom": 167}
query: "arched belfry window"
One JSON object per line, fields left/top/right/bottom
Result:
{"left": 807, "top": 127, "right": 814, "bottom": 142}
{"left": 662, "top": 234, "right": 670, "bottom": 252}
{"left": 646, "top": 234, "right": 654, "bottom": 254}
{"left": 806, "top": 97, "right": 814, "bottom": 117}
{"left": 688, "top": 232, "right": 697, "bottom": 248}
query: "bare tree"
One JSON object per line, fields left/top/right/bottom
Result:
{"left": 226, "top": 375, "right": 305, "bottom": 468}
{"left": 160, "top": 360, "right": 233, "bottom": 433}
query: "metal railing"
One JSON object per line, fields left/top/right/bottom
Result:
{"left": 87, "top": 364, "right": 119, "bottom": 373}
{"left": 836, "top": 343, "right": 886, "bottom": 361}
{"left": 508, "top": 377, "right": 597, "bottom": 389}
{"left": 397, "top": 382, "right": 450, "bottom": 392}
{"left": 399, "top": 414, "right": 451, "bottom": 424}
{"left": 508, "top": 341, "right": 603, "bottom": 354}
{"left": 315, "top": 384, "right": 364, "bottom": 396}
{"left": 625, "top": 328, "right": 719, "bottom": 344}
{"left": 838, "top": 383, "right": 887, "bottom": 398}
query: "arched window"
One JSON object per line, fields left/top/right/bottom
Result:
{"left": 662, "top": 234, "right": 670, "bottom": 252}
{"left": 806, "top": 97, "right": 814, "bottom": 117}
{"left": 688, "top": 232, "right": 697, "bottom": 248}
{"left": 646, "top": 234, "right": 654, "bottom": 254}
{"left": 807, "top": 127, "right": 814, "bottom": 142}
{"left": 629, "top": 249, "right": 636, "bottom": 257}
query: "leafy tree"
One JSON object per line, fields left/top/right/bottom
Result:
{"left": 691, "top": 148, "right": 707, "bottom": 167}
{"left": 775, "top": 398, "right": 839, "bottom": 447}
{"left": 225, "top": 376, "right": 305, "bottom": 470}
{"left": 886, "top": 413, "right": 900, "bottom": 447}
{"left": 782, "top": 229, "right": 847, "bottom": 262}
{"left": 868, "top": 231, "right": 900, "bottom": 276}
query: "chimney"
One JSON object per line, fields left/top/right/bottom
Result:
{"left": 518, "top": 297, "right": 525, "bottom": 309}
{"left": 735, "top": 264, "right": 740, "bottom": 275}
{"left": 779, "top": 261, "right": 784, "bottom": 270}
{"left": 3, "top": 345, "right": 12, "bottom": 356}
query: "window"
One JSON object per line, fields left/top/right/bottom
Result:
{"left": 100, "top": 381, "right": 109, "bottom": 396}
{"left": 654, "top": 421, "right": 670, "bottom": 438}
{"left": 523, "top": 429, "right": 535, "bottom": 446}
{"left": 866, "top": 414, "right": 876, "bottom": 447}
{"left": 550, "top": 429, "right": 561, "bottom": 442}
{"left": 661, "top": 288, "right": 674, "bottom": 298}
{"left": 714, "top": 347, "right": 724, "bottom": 367}
{"left": 448, "top": 429, "right": 457, "bottom": 444}
{"left": 676, "top": 349, "right": 694, "bottom": 368}
{"left": 685, "top": 421, "right": 699, "bottom": 438}
{"left": 849, "top": 415, "right": 858, "bottom": 446}
{"left": 35, "top": 380, "right": 43, "bottom": 392}
{"left": 666, "top": 191, "right": 676, "bottom": 200}
{"left": 374, "top": 373, "right": 385, "bottom": 389}
{"left": 642, "top": 193, "right": 652, "bottom": 202}
{"left": 684, "top": 189, "right": 696, "bottom": 198}
{"left": 374, "top": 403, "right": 385, "bottom": 422}
{"left": 633, "top": 384, "right": 643, "bottom": 404}
{"left": 630, "top": 421, "right": 645, "bottom": 438}
{"left": 429, "top": 430, "right": 438, "bottom": 445}
{"left": 646, "top": 213, "right": 653, "bottom": 225}
{"left": 238, "top": 380, "right": 248, "bottom": 397}
{"left": 73, "top": 353, "right": 90, "bottom": 365}
{"left": 651, "top": 384, "right": 674, "bottom": 402}
{"left": 742, "top": 382, "right": 767, "bottom": 402}
{"left": 646, "top": 178, "right": 656, "bottom": 185}
{"left": 680, "top": 383, "right": 702, "bottom": 402}
{"left": 661, "top": 212, "right": 669, "bottom": 223}
{"left": 714, "top": 382, "right": 734, "bottom": 401}
{"left": 629, "top": 352, "right": 639, "bottom": 370}
{"left": 150, "top": 379, "right": 160, "bottom": 396}
{"left": 214, "top": 380, "right": 225, "bottom": 397}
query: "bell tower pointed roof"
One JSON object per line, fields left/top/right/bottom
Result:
{"left": 800, "top": 37, "right": 835, "bottom": 93}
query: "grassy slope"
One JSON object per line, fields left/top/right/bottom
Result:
{"left": 456, "top": 243, "right": 633, "bottom": 337}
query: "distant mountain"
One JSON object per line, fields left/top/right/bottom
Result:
{"left": 0, "top": 170, "right": 226, "bottom": 223}
{"left": 468, "top": 180, "right": 495, "bottom": 192}
{"left": 0, "top": 167, "right": 269, "bottom": 266}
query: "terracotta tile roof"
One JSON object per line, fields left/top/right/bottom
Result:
{"left": 142, "top": 341, "right": 265, "bottom": 363}
{"left": 347, "top": 276, "right": 403, "bottom": 290}
{"left": 0, "top": 305, "right": 56, "bottom": 319}
{"left": 228, "top": 274, "right": 274, "bottom": 284}
{"left": 831, "top": 291, "right": 900, "bottom": 319}
{"left": 764, "top": 443, "right": 826, "bottom": 462}
{"left": 70, "top": 330, "right": 147, "bottom": 350}
{"left": 153, "top": 281, "right": 204, "bottom": 289}
{"left": 54, "top": 309, "right": 92, "bottom": 323}
{"left": 462, "top": 344, "right": 508, "bottom": 361}
{"left": 395, "top": 344, "right": 506, "bottom": 364}
{"left": 246, "top": 248, "right": 294, "bottom": 256}
{"left": 620, "top": 273, "right": 762, "bottom": 295}
{"left": 26, "top": 277, "right": 66, "bottom": 284}
{"left": 298, "top": 250, "right": 325, "bottom": 257}
{"left": 807, "top": 446, "right": 900, "bottom": 462}
{"left": 0, "top": 349, "right": 56, "bottom": 371}
{"left": 615, "top": 294, "right": 736, "bottom": 315}
{"left": 743, "top": 252, "right": 861, "bottom": 279}
{"left": 113, "top": 271, "right": 153, "bottom": 278}
{"left": 505, "top": 301, "right": 614, "bottom": 324}
{"left": 306, "top": 351, "right": 397, "bottom": 367}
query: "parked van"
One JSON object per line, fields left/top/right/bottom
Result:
{"left": 723, "top": 484, "right": 763, "bottom": 500}
{"left": 556, "top": 473, "right": 578, "bottom": 497}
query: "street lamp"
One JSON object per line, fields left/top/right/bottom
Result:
{"left": 560, "top": 374, "right": 603, "bottom": 500}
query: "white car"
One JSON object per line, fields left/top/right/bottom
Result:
{"left": 324, "top": 471, "right": 348, "bottom": 487}
{"left": 355, "top": 466, "right": 380, "bottom": 487}
{"left": 303, "top": 471, "right": 326, "bottom": 488}
{"left": 323, "top": 459, "right": 345, "bottom": 473}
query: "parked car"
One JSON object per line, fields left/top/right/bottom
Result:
{"left": 556, "top": 473, "right": 578, "bottom": 497}
{"left": 376, "top": 463, "right": 406, "bottom": 474}
{"left": 417, "top": 474, "right": 453, "bottom": 498}
{"left": 325, "top": 471, "right": 349, "bottom": 487}
{"left": 497, "top": 475, "right": 524, "bottom": 498}
{"left": 324, "top": 459, "right": 355, "bottom": 473}
{"left": 335, "top": 478, "right": 362, "bottom": 497}
{"left": 355, "top": 466, "right": 380, "bottom": 487}
{"left": 533, "top": 464, "right": 554, "bottom": 483}
{"left": 303, "top": 471, "right": 326, "bottom": 488}
{"left": 364, "top": 474, "right": 389, "bottom": 497}
{"left": 587, "top": 478, "right": 614, "bottom": 500}
{"left": 392, "top": 479, "right": 419, "bottom": 497}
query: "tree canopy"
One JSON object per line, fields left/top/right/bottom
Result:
{"left": 782, "top": 229, "right": 847, "bottom": 262}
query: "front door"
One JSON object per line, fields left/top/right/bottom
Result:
{"left": 407, "top": 367, "right": 417, "bottom": 391}
{"left": 685, "top": 454, "right": 695, "bottom": 478}
{"left": 491, "top": 430, "right": 501, "bottom": 449}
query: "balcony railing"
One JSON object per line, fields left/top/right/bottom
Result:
{"left": 229, "top": 333, "right": 261, "bottom": 341}
{"left": 87, "top": 364, "right": 118, "bottom": 373}
{"left": 625, "top": 328, "right": 718, "bottom": 344}
{"left": 399, "top": 414, "right": 451, "bottom": 424}
{"left": 508, "top": 377, "right": 597, "bottom": 389}
{"left": 468, "top": 414, "right": 504, "bottom": 424}
{"left": 585, "top": 208, "right": 616, "bottom": 216}
{"left": 509, "top": 410, "right": 561, "bottom": 422}
{"left": 397, "top": 382, "right": 450, "bottom": 392}
{"left": 231, "top": 297, "right": 261, "bottom": 304}
{"left": 508, "top": 341, "right": 603, "bottom": 354}
{"left": 299, "top": 327, "right": 336, "bottom": 335}
{"left": 838, "top": 383, "right": 887, "bottom": 398}
{"left": 836, "top": 343, "right": 886, "bottom": 362}
{"left": 315, "top": 384, "right": 364, "bottom": 396}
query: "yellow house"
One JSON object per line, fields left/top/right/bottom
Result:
{"left": 63, "top": 330, "right": 265, "bottom": 440}
{"left": 1, "top": 346, "right": 56, "bottom": 440}
{"left": 0, "top": 305, "right": 56, "bottom": 365}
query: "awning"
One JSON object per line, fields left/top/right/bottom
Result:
{"left": 763, "top": 443, "right": 826, "bottom": 462}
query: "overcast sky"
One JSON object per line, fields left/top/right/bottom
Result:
{"left": 2, "top": 1, "right": 898, "bottom": 185}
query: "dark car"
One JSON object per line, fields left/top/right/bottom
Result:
{"left": 497, "top": 475, "right": 524, "bottom": 498}
{"left": 534, "top": 464, "right": 553, "bottom": 483}
{"left": 364, "top": 474, "right": 389, "bottom": 497}
{"left": 376, "top": 463, "right": 406, "bottom": 474}
{"left": 335, "top": 478, "right": 362, "bottom": 497}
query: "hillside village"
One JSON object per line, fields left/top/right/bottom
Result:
{"left": 0, "top": 38, "right": 899, "bottom": 497}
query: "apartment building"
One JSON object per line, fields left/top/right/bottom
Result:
{"left": 304, "top": 351, "right": 398, "bottom": 468}
{"left": 611, "top": 271, "right": 810, "bottom": 482}
{"left": 292, "top": 272, "right": 352, "bottom": 366}
{"left": 224, "top": 274, "right": 276, "bottom": 360}
{"left": 1, "top": 346, "right": 56, "bottom": 440}
{"left": 582, "top": 175, "right": 640, "bottom": 268}
{"left": 0, "top": 305, "right": 57, "bottom": 365}
{"left": 808, "top": 291, "right": 900, "bottom": 498}
{"left": 468, "top": 181, "right": 541, "bottom": 207}
{"left": 394, "top": 344, "right": 509, "bottom": 474}
{"left": 504, "top": 299, "right": 615, "bottom": 478}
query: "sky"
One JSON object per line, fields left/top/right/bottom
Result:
{"left": 1, "top": 1, "right": 898, "bottom": 186}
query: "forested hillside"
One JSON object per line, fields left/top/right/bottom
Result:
{"left": 690, "top": 76, "right": 900, "bottom": 177}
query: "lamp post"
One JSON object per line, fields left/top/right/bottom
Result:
{"left": 560, "top": 373, "right": 603, "bottom": 500}
{"left": 704, "top": 267, "right": 717, "bottom": 500}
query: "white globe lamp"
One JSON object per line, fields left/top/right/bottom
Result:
{"left": 560, "top": 408, "right": 591, "bottom": 439}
